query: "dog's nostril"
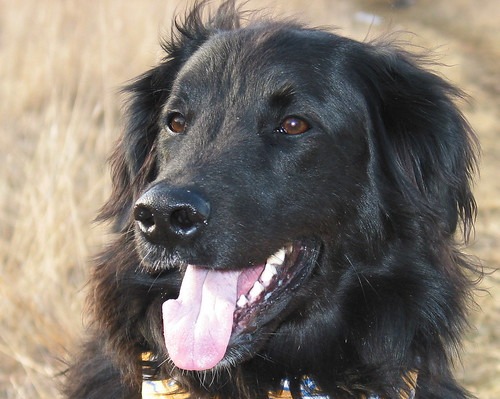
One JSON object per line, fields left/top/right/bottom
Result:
{"left": 171, "top": 208, "right": 192, "bottom": 229}
{"left": 170, "top": 206, "right": 207, "bottom": 235}
{"left": 134, "top": 205, "right": 156, "bottom": 232}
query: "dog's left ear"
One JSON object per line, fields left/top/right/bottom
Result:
{"left": 356, "top": 43, "right": 479, "bottom": 239}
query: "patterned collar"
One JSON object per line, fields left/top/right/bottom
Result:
{"left": 142, "top": 374, "right": 417, "bottom": 399}
{"left": 142, "top": 378, "right": 335, "bottom": 398}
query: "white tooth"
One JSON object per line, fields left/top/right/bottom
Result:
{"left": 260, "top": 264, "right": 277, "bottom": 287}
{"left": 248, "top": 281, "right": 265, "bottom": 302}
{"left": 237, "top": 294, "right": 249, "bottom": 308}
{"left": 267, "top": 248, "right": 286, "bottom": 265}
{"left": 285, "top": 244, "right": 294, "bottom": 254}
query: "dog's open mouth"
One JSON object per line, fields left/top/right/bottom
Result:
{"left": 161, "top": 239, "right": 319, "bottom": 371}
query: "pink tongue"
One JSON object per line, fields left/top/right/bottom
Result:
{"left": 162, "top": 265, "right": 244, "bottom": 371}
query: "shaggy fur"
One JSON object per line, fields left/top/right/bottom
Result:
{"left": 64, "top": 1, "right": 480, "bottom": 398}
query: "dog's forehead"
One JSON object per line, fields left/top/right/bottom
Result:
{"left": 172, "top": 25, "right": 344, "bottom": 99}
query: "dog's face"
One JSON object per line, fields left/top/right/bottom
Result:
{"left": 93, "top": 3, "right": 477, "bottom": 396}
{"left": 133, "top": 27, "right": 374, "bottom": 371}
{"left": 140, "top": 28, "right": 370, "bottom": 264}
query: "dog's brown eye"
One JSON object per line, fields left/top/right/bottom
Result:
{"left": 167, "top": 113, "right": 186, "bottom": 134}
{"left": 279, "top": 116, "right": 310, "bottom": 135}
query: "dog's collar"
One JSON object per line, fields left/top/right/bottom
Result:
{"left": 142, "top": 367, "right": 417, "bottom": 399}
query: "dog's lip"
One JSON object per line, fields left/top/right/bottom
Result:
{"left": 230, "top": 238, "right": 321, "bottom": 337}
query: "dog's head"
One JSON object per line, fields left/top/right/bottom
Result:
{"left": 98, "top": 0, "right": 477, "bottom": 390}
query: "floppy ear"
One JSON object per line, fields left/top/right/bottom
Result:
{"left": 98, "top": 1, "right": 242, "bottom": 232}
{"left": 97, "top": 66, "right": 168, "bottom": 231}
{"left": 357, "top": 44, "right": 479, "bottom": 239}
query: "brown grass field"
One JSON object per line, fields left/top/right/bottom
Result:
{"left": 1, "top": 1, "right": 498, "bottom": 398}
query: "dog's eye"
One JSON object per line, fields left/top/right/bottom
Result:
{"left": 167, "top": 113, "right": 186, "bottom": 134}
{"left": 278, "top": 116, "right": 310, "bottom": 135}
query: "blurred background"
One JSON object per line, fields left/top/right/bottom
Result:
{"left": 0, "top": 0, "right": 498, "bottom": 397}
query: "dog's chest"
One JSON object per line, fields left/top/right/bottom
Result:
{"left": 141, "top": 378, "right": 393, "bottom": 399}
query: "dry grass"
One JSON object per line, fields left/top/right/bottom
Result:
{"left": 0, "top": 1, "right": 498, "bottom": 398}
{"left": 0, "top": 2, "right": 176, "bottom": 396}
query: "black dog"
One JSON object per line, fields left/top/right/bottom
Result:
{"left": 64, "top": 1, "right": 480, "bottom": 398}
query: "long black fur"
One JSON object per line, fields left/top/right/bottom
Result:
{"left": 64, "top": 1, "right": 480, "bottom": 398}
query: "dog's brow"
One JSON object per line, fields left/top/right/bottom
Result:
{"left": 269, "top": 85, "right": 296, "bottom": 109}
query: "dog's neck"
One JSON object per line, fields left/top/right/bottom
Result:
{"left": 141, "top": 354, "right": 418, "bottom": 399}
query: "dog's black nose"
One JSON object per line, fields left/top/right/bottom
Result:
{"left": 134, "top": 185, "right": 210, "bottom": 245}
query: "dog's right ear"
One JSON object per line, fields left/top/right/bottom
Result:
{"left": 98, "top": 1, "right": 242, "bottom": 232}
{"left": 97, "top": 66, "right": 169, "bottom": 232}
